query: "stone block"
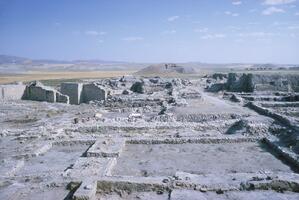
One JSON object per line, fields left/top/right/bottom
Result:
{"left": 56, "top": 92, "right": 69, "bottom": 104}
{"left": 22, "top": 81, "right": 69, "bottom": 104}
{"left": 0, "top": 84, "right": 26, "bottom": 100}
{"left": 86, "top": 138, "right": 126, "bottom": 158}
{"left": 23, "top": 82, "right": 56, "bottom": 102}
{"left": 60, "top": 82, "right": 83, "bottom": 105}
{"left": 65, "top": 157, "right": 116, "bottom": 178}
{"left": 73, "top": 179, "right": 97, "bottom": 200}
{"left": 81, "top": 83, "right": 107, "bottom": 103}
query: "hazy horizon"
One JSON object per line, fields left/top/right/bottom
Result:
{"left": 0, "top": 0, "right": 299, "bottom": 63}
{"left": 2, "top": 54, "right": 299, "bottom": 65}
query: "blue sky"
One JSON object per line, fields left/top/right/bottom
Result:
{"left": 0, "top": 0, "right": 299, "bottom": 63}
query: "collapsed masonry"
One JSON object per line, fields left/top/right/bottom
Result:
{"left": 0, "top": 81, "right": 108, "bottom": 105}
{"left": 22, "top": 81, "right": 69, "bottom": 104}
{"left": 61, "top": 82, "right": 107, "bottom": 105}
{"left": 207, "top": 73, "right": 299, "bottom": 93}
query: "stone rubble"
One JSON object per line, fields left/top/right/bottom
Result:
{"left": 0, "top": 73, "right": 298, "bottom": 200}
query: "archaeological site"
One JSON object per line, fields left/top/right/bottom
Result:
{"left": 1, "top": 0, "right": 299, "bottom": 199}
{"left": 1, "top": 69, "right": 299, "bottom": 200}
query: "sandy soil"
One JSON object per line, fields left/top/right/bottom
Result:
{"left": 0, "top": 70, "right": 136, "bottom": 84}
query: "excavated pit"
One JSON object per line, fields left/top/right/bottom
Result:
{"left": 16, "top": 143, "right": 90, "bottom": 176}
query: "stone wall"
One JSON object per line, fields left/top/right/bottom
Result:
{"left": 227, "top": 73, "right": 254, "bottom": 92}
{"left": 1, "top": 81, "right": 108, "bottom": 105}
{"left": 0, "top": 84, "right": 26, "bottom": 100}
{"left": 23, "top": 86, "right": 55, "bottom": 102}
{"left": 23, "top": 81, "right": 69, "bottom": 103}
{"left": 56, "top": 92, "right": 69, "bottom": 104}
{"left": 81, "top": 83, "right": 107, "bottom": 103}
{"left": 60, "top": 83, "right": 83, "bottom": 105}
{"left": 224, "top": 73, "right": 299, "bottom": 93}
{"left": 252, "top": 74, "right": 299, "bottom": 92}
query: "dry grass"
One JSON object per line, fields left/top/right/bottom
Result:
{"left": 0, "top": 70, "right": 137, "bottom": 84}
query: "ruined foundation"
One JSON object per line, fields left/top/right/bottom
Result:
{"left": 0, "top": 74, "right": 299, "bottom": 200}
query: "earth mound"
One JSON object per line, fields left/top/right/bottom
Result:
{"left": 135, "top": 63, "right": 196, "bottom": 75}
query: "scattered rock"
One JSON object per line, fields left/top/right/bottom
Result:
{"left": 73, "top": 118, "right": 79, "bottom": 124}
{"left": 122, "top": 89, "right": 130, "bottom": 95}
{"left": 158, "top": 106, "right": 167, "bottom": 115}
{"left": 230, "top": 94, "right": 243, "bottom": 103}
{"left": 94, "top": 113, "right": 102, "bottom": 119}
{"left": 216, "top": 189, "right": 224, "bottom": 194}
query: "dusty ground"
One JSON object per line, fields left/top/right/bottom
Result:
{"left": 113, "top": 142, "right": 292, "bottom": 177}
{"left": 0, "top": 75, "right": 298, "bottom": 199}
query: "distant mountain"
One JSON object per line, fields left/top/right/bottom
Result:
{"left": 1, "top": 54, "right": 298, "bottom": 73}
{"left": 0, "top": 55, "right": 128, "bottom": 65}
{"left": 73, "top": 59, "right": 126, "bottom": 64}
{"left": 0, "top": 54, "right": 145, "bottom": 73}
{"left": 0, "top": 55, "right": 30, "bottom": 65}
